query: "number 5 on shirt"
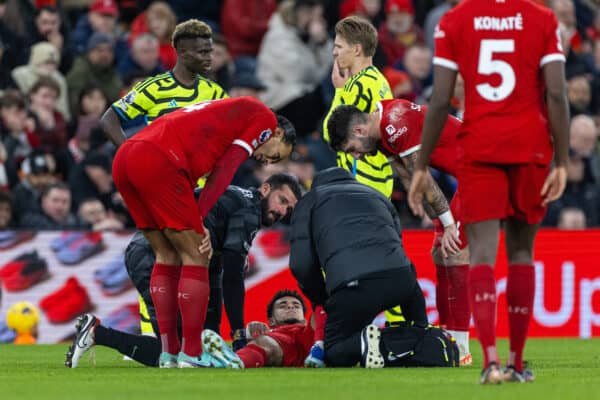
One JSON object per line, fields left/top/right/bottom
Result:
{"left": 476, "top": 39, "right": 515, "bottom": 102}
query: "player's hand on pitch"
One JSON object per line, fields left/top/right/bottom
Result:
{"left": 246, "top": 321, "right": 269, "bottom": 338}
{"left": 541, "top": 166, "right": 567, "bottom": 206}
{"left": 408, "top": 169, "right": 427, "bottom": 218}
{"left": 331, "top": 61, "right": 349, "bottom": 89}
{"left": 441, "top": 223, "right": 462, "bottom": 258}
{"left": 304, "top": 341, "right": 325, "bottom": 368}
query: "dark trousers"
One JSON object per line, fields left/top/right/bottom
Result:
{"left": 324, "top": 266, "right": 428, "bottom": 367}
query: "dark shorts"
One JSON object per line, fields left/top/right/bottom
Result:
{"left": 112, "top": 140, "right": 204, "bottom": 233}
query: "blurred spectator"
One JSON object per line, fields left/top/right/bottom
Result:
{"left": 221, "top": 0, "right": 277, "bottom": 59}
{"left": 55, "top": 85, "right": 108, "bottom": 180}
{"left": 587, "top": 9, "right": 600, "bottom": 42}
{"left": 424, "top": 0, "right": 460, "bottom": 51}
{"left": 11, "top": 151, "right": 58, "bottom": 223}
{"left": 67, "top": 151, "right": 117, "bottom": 213}
{"left": 257, "top": 0, "right": 333, "bottom": 136}
{"left": 0, "top": 189, "right": 13, "bottom": 228}
{"left": 27, "top": 76, "right": 68, "bottom": 155}
{"left": 378, "top": 0, "right": 424, "bottom": 66}
{"left": 19, "top": 182, "right": 83, "bottom": 229}
{"left": 0, "top": 0, "right": 27, "bottom": 43}
{"left": 11, "top": 42, "right": 71, "bottom": 121}
{"left": 0, "top": 0, "right": 25, "bottom": 71}
{"left": 0, "top": 91, "right": 39, "bottom": 169}
{"left": 286, "top": 150, "right": 315, "bottom": 190}
{"left": 167, "top": 0, "right": 223, "bottom": 29}
{"left": 382, "top": 66, "right": 412, "bottom": 99}
{"left": 569, "top": 114, "right": 599, "bottom": 178}
{"left": 553, "top": 0, "right": 585, "bottom": 53}
{"left": 570, "top": 114, "right": 598, "bottom": 158}
{"left": 71, "top": 0, "right": 122, "bottom": 56}
{"left": 0, "top": 38, "right": 17, "bottom": 95}
{"left": 396, "top": 44, "right": 432, "bottom": 103}
{"left": 77, "top": 197, "right": 124, "bottom": 231}
{"left": 210, "top": 33, "right": 235, "bottom": 91}
{"left": 67, "top": 32, "right": 122, "bottom": 115}
{"left": 117, "top": 33, "right": 164, "bottom": 80}
{"left": 544, "top": 151, "right": 600, "bottom": 227}
{"left": 128, "top": 1, "right": 177, "bottom": 69}
{"left": 229, "top": 73, "right": 266, "bottom": 99}
{"left": 567, "top": 75, "right": 593, "bottom": 115}
{"left": 557, "top": 207, "right": 587, "bottom": 229}
{"left": 23, "top": 6, "right": 74, "bottom": 74}
{"left": 339, "top": 0, "right": 385, "bottom": 28}
{"left": 0, "top": 141, "right": 17, "bottom": 189}
{"left": 560, "top": 22, "right": 595, "bottom": 78}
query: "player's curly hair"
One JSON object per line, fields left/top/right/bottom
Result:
{"left": 171, "top": 19, "right": 212, "bottom": 48}
{"left": 335, "top": 16, "right": 378, "bottom": 57}
{"left": 267, "top": 290, "right": 307, "bottom": 319}
{"left": 327, "top": 105, "right": 368, "bottom": 151}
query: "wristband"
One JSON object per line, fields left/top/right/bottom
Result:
{"left": 439, "top": 210, "right": 455, "bottom": 228}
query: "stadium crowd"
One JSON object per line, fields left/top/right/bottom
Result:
{"left": 0, "top": 0, "right": 599, "bottom": 231}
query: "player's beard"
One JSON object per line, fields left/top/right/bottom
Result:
{"left": 360, "top": 135, "right": 379, "bottom": 156}
{"left": 261, "top": 195, "right": 281, "bottom": 227}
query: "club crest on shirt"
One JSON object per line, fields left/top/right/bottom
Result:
{"left": 258, "top": 129, "right": 272, "bottom": 144}
{"left": 385, "top": 124, "right": 396, "bottom": 136}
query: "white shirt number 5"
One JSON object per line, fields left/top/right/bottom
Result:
{"left": 476, "top": 39, "right": 515, "bottom": 102}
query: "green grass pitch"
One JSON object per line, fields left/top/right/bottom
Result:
{"left": 1, "top": 339, "right": 600, "bottom": 400}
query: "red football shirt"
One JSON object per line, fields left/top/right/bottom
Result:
{"left": 433, "top": 0, "right": 565, "bottom": 164}
{"left": 129, "top": 96, "right": 277, "bottom": 180}
{"left": 266, "top": 323, "right": 315, "bottom": 367}
{"left": 378, "top": 99, "right": 461, "bottom": 176}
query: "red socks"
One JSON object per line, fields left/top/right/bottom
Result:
{"left": 447, "top": 264, "right": 471, "bottom": 331}
{"left": 507, "top": 264, "right": 535, "bottom": 372}
{"left": 178, "top": 265, "right": 210, "bottom": 357}
{"left": 469, "top": 264, "right": 498, "bottom": 366}
{"left": 435, "top": 265, "right": 451, "bottom": 328}
{"left": 313, "top": 305, "right": 327, "bottom": 342}
{"left": 149, "top": 263, "right": 181, "bottom": 354}
{"left": 237, "top": 344, "right": 267, "bottom": 368}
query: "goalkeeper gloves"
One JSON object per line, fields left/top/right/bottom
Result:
{"left": 304, "top": 340, "right": 325, "bottom": 368}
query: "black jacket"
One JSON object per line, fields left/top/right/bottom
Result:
{"left": 126, "top": 185, "right": 262, "bottom": 277}
{"left": 289, "top": 167, "right": 411, "bottom": 305}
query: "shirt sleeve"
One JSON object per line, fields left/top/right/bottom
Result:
{"left": 540, "top": 11, "right": 566, "bottom": 67}
{"left": 433, "top": 14, "right": 459, "bottom": 71}
{"left": 235, "top": 113, "right": 278, "bottom": 156}
{"left": 111, "top": 83, "right": 155, "bottom": 121}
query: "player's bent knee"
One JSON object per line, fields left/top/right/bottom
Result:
{"left": 250, "top": 336, "right": 283, "bottom": 366}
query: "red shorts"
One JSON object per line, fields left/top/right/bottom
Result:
{"left": 433, "top": 189, "right": 468, "bottom": 250}
{"left": 112, "top": 140, "right": 204, "bottom": 232}
{"left": 456, "top": 159, "right": 550, "bottom": 224}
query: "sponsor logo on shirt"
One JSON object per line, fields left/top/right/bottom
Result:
{"left": 385, "top": 124, "right": 396, "bottom": 136}
{"left": 169, "top": 99, "right": 178, "bottom": 107}
{"left": 258, "top": 129, "right": 272, "bottom": 144}
{"left": 387, "top": 126, "right": 408, "bottom": 144}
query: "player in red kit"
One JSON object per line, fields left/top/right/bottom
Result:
{"left": 200, "top": 290, "right": 325, "bottom": 368}
{"left": 408, "top": 0, "right": 569, "bottom": 384}
{"left": 112, "top": 97, "right": 296, "bottom": 368}
{"left": 327, "top": 99, "right": 472, "bottom": 365}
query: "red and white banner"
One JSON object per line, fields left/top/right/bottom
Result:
{"left": 1, "top": 229, "right": 599, "bottom": 343}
